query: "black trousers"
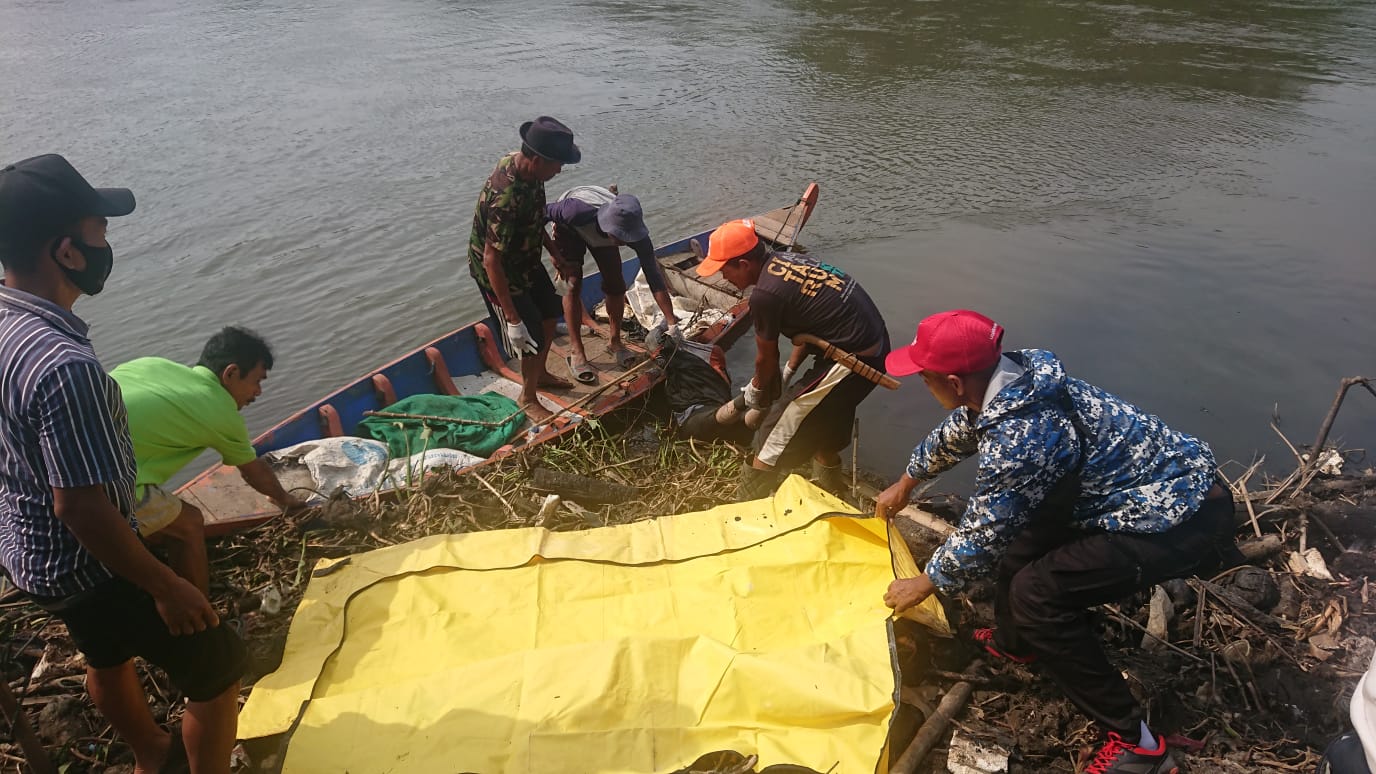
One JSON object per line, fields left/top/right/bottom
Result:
{"left": 991, "top": 484, "right": 1236, "bottom": 736}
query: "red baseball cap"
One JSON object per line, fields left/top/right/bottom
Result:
{"left": 696, "top": 219, "right": 759, "bottom": 277}
{"left": 886, "top": 310, "right": 1005, "bottom": 377}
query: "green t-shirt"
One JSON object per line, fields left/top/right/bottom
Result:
{"left": 109, "top": 357, "right": 257, "bottom": 488}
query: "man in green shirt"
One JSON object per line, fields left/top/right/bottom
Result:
{"left": 111, "top": 327, "right": 304, "bottom": 593}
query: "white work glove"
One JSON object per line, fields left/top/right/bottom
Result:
{"left": 652, "top": 319, "right": 684, "bottom": 341}
{"left": 505, "top": 319, "right": 539, "bottom": 356}
{"left": 743, "top": 379, "right": 770, "bottom": 410}
{"left": 781, "top": 364, "right": 796, "bottom": 387}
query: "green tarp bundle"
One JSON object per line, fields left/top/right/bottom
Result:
{"left": 356, "top": 393, "right": 525, "bottom": 459}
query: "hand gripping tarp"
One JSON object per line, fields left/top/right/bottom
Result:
{"left": 238, "top": 476, "right": 950, "bottom": 772}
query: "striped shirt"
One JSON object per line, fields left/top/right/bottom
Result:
{"left": 0, "top": 285, "right": 137, "bottom": 597}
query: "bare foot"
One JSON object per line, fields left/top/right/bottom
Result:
{"left": 524, "top": 402, "right": 555, "bottom": 424}
{"left": 538, "top": 373, "right": 574, "bottom": 389}
{"left": 133, "top": 732, "right": 174, "bottom": 774}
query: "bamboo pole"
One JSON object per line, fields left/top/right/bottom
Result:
{"left": 0, "top": 680, "right": 56, "bottom": 774}
{"left": 889, "top": 680, "right": 974, "bottom": 774}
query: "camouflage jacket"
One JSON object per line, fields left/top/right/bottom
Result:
{"left": 910, "top": 349, "right": 1217, "bottom": 594}
{"left": 467, "top": 153, "right": 547, "bottom": 294}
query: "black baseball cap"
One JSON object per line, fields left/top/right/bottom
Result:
{"left": 0, "top": 154, "right": 136, "bottom": 244}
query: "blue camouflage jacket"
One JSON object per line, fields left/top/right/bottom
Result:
{"left": 910, "top": 349, "right": 1217, "bottom": 594}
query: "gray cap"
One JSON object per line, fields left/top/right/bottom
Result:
{"left": 597, "top": 194, "right": 649, "bottom": 243}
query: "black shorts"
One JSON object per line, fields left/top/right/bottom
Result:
{"left": 551, "top": 226, "right": 668, "bottom": 296}
{"left": 552, "top": 225, "right": 628, "bottom": 296}
{"left": 478, "top": 268, "right": 564, "bottom": 358}
{"left": 33, "top": 577, "right": 246, "bottom": 702}
{"left": 677, "top": 403, "right": 756, "bottom": 446}
{"left": 753, "top": 352, "right": 886, "bottom": 470}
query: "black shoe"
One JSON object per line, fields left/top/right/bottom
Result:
{"left": 736, "top": 467, "right": 781, "bottom": 501}
{"left": 811, "top": 461, "right": 844, "bottom": 495}
{"left": 1085, "top": 732, "right": 1179, "bottom": 774}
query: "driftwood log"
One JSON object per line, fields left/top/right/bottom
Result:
{"left": 530, "top": 467, "right": 640, "bottom": 505}
{"left": 890, "top": 679, "right": 976, "bottom": 774}
{"left": 0, "top": 679, "right": 55, "bottom": 774}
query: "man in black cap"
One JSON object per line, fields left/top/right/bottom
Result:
{"left": 0, "top": 155, "right": 244, "bottom": 773}
{"left": 468, "top": 116, "right": 581, "bottom": 422}
{"left": 546, "top": 185, "right": 680, "bottom": 382}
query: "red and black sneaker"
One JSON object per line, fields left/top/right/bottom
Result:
{"left": 973, "top": 627, "right": 1037, "bottom": 664}
{"left": 1085, "top": 732, "right": 1180, "bottom": 774}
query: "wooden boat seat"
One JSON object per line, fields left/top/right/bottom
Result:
{"left": 425, "top": 347, "right": 460, "bottom": 396}
{"left": 372, "top": 374, "right": 397, "bottom": 407}
{"left": 318, "top": 405, "right": 343, "bottom": 438}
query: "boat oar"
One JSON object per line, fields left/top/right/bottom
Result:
{"left": 791, "top": 334, "right": 900, "bottom": 390}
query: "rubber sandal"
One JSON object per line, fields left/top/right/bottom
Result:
{"left": 566, "top": 355, "right": 597, "bottom": 385}
{"left": 608, "top": 345, "right": 639, "bottom": 370}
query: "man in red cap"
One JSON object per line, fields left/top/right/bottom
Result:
{"left": 875, "top": 309, "right": 1239, "bottom": 774}
{"left": 695, "top": 219, "right": 889, "bottom": 497}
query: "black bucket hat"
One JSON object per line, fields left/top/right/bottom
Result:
{"left": 519, "top": 116, "right": 581, "bottom": 165}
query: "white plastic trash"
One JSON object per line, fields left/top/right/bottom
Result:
{"left": 267, "top": 438, "right": 486, "bottom": 499}
{"left": 1351, "top": 648, "right": 1376, "bottom": 771}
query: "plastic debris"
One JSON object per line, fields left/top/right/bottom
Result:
{"left": 1142, "top": 584, "right": 1175, "bottom": 651}
{"left": 260, "top": 585, "right": 283, "bottom": 615}
{"left": 947, "top": 730, "right": 1010, "bottom": 773}
{"left": 1288, "top": 548, "right": 1335, "bottom": 581}
{"left": 1301, "top": 448, "right": 1345, "bottom": 476}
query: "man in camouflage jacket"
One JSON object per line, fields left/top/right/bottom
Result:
{"left": 876, "top": 309, "right": 1237, "bottom": 774}
{"left": 468, "top": 116, "right": 581, "bottom": 423}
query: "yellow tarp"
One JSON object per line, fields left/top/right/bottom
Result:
{"left": 239, "top": 476, "right": 943, "bottom": 773}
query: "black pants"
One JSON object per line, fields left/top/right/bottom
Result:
{"left": 991, "top": 484, "right": 1236, "bottom": 736}
{"left": 677, "top": 403, "right": 755, "bottom": 446}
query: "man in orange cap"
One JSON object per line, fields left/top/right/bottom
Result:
{"left": 875, "top": 309, "right": 1239, "bottom": 774}
{"left": 695, "top": 219, "right": 890, "bottom": 498}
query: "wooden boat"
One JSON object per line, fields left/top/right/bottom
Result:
{"left": 180, "top": 184, "right": 820, "bottom": 535}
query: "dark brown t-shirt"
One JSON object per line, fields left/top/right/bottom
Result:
{"left": 749, "top": 252, "right": 889, "bottom": 354}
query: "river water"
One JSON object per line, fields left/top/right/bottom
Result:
{"left": 3, "top": 0, "right": 1374, "bottom": 487}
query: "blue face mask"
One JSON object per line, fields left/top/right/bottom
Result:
{"left": 53, "top": 237, "right": 114, "bottom": 295}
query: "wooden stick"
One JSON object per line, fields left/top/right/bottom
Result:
{"left": 1267, "top": 376, "right": 1374, "bottom": 503}
{"left": 364, "top": 352, "right": 663, "bottom": 432}
{"left": 1236, "top": 469, "right": 1263, "bottom": 538}
{"left": 1238, "top": 534, "right": 1283, "bottom": 562}
{"left": 471, "top": 473, "right": 518, "bottom": 520}
{"left": 0, "top": 680, "right": 56, "bottom": 774}
{"left": 791, "top": 334, "right": 900, "bottom": 390}
{"left": 1270, "top": 420, "right": 1304, "bottom": 464}
{"left": 890, "top": 680, "right": 975, "bottom": 774}
{"left": 362, "top": 409, "right": 514, "bottom": 428}
{"left": 853, "top": 482, "right": 955, "bottom": 536}
{"left": 851, "top": 417, "right": 859, "bottom": 502}
{"left": 1102, "top": 607, "right": 1207, "bottom": 664}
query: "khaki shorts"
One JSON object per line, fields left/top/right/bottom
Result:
{"left": 134, "top": 484, "right": 185, "bottom": 537}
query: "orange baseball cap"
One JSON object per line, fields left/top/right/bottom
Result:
{"left": 696, "top": 219, "right": 759, "bottom": 277}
